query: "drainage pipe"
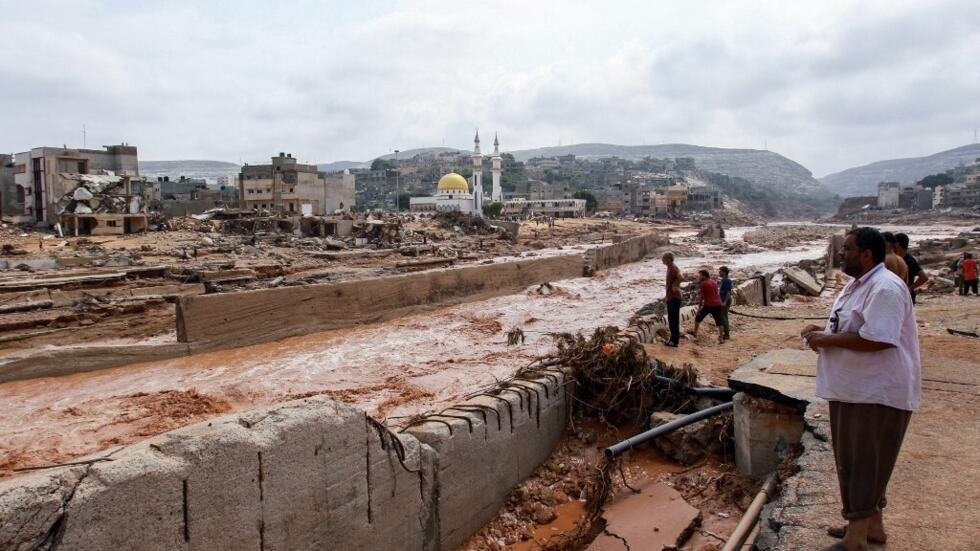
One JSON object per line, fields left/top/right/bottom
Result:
{"left": 604, "top": 401, "right": 733, "bottom": 458}
{"left": 652, "top": 375, "right": 736, "bottom": 399}
{"left": 720, "top": 472, "right": 778, "bottom": 551}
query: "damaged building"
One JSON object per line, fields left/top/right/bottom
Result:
{"left": 6, "top": 144, "right": 140, "bottom": 226}
{"left": 238, "top": 153, "right": 355, "bottom": 216}
{"left": 57, "top": 172, "right": 148, "bottom": 235}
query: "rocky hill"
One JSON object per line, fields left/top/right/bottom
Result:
{"left": 509, "top": 143, "right": 834, "bottom": 206}
{"left": 139, "top": 160, "right": 240, "bottom": 181}
{"left": 819, "top": 143, "right": 980, "bottom": 197}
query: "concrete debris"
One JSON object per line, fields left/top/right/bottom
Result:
{"left": 56, "top": 172, "right": 143, "bottom": 215}
{"left": 697, "top": 223, "right": 725, "bottom": 240}
{"left": 648, "top": 410, "right": 733, "bottom": 465}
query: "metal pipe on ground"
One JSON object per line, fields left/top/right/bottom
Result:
{"left": 721, "top": 471, "right": 778, "bottom": 551}
{"left": 604, "top": 401, "right": 733, "bottom": 458}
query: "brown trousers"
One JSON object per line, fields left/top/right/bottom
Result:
{"left": 829, "top": 401, "right": 912, "bottom": 520}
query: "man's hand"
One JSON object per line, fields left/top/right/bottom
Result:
{"left": 801, "top": 325, "right": 824, "bottom": 352}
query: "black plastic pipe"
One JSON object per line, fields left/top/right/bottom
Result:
{"left": 604, "top": 401, "right": 733, "bottom": 458}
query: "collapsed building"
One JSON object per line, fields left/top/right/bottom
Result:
{"left": 57, "top": 172, "right": 148, "bottom": 235}
{"left": 7, "top": 144, "right": 139, "bottom": 226}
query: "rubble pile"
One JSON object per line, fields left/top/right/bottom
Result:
{"left": 56, "top": 172, "right": 141, "bottom": 215}
{"left": 433, "top": 211, "right": 500, "bottom": 235}
{"left": 742, "top": 224, "right": 841, "bottom": 249}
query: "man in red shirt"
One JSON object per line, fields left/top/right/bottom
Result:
{"left": 962, "top": 252, "right": 978, "bottom": 296}
{"left": 692, "top": 268, "right": 726, "bottom": 344}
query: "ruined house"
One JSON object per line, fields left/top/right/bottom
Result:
{"left": 8, "top": 144, "right": 139, "bottom": 225}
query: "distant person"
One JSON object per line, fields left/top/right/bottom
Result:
{"left": 881, "top": 231, "right": 908, "bottom": 282}
{"left": 692, "top": 269, "right": 726, "bottom": 344}
{"left": 718, "top": 266, "right": 732, "bottom": 340}
{"left": 950, "top": 255, "right": 963, "bottom": 295}
{"left": 894, "top": 233, "right": 928, "bottom": 304}
{"left": 961, "top": 252, "right": 978, "bottom": 296}
{"left": 801, "top": 227, "right": 920, "bottom": 551}
{"left": 662, "top": 252, "right": 683, "bottom": 347}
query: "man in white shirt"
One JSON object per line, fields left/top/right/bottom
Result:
{"left": 801, "top": 227, "right": 921, "bottom": 551}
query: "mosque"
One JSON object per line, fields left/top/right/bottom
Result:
{"left": 409, "top": 131, "right": 503, "bottom": 216}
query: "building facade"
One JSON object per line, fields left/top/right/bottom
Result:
{"left": 239, "top": 153, "right": 347, "bottom": 215}
{"left": 500, "top": 198, "right": 586, "bottom": 218}
{"left": 9, "top": 144, "right": 139, "bottom": 225}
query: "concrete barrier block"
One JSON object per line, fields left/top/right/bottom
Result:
{"left": 55, "top": 450, "right": 190, "bottom": 551}
{"left": 151, "top": 419, "right": 265, "bottom": 550}
{"left": 364, "top": 423, "right": 431, "bottom": 551}
{"left": 407, "top": 408, "right": 503, "bottom": 550}
{"left": 733, "top": 393, "right": 804, "bottom": 475}
{"left": 0, "top": 468, "right": 86, "bottom": 550}
{"left": 404, "top": 371, "right": 567, "bottom": 550}
{"left": 244, "top": 398, "right": 368, "bottom": 551}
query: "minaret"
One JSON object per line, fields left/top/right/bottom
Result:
{"left": 491, "top": 133, "right": 502, "bottom": 202}
{"left": 471, "top": 129, "right": 484, "bottom": 215}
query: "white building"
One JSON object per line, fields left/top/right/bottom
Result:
{"left": 409, "top": 131, "right": 496, "bottom": 216}
{"left": 501, "top": 198, "right": 586, "bottom": 218}
{"left": 409, "top": 172, "right": 480, "bottom": 213}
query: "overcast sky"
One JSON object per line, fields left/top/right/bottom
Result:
{"left": 3, "top": 0, "right": 979, "bottom": 177}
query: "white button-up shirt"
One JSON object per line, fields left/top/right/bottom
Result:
{"left": 816, "top": 262, "right": 922, "bottom": 411}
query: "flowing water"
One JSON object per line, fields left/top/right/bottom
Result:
{"left": 0, "top": 223, "right": 968, "bottom": 472}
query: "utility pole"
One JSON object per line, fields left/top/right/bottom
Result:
{"left": 394, "top": 149, "right": 400, "bottom": 211}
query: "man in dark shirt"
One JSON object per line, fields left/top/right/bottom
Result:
{"left": 693, "top": 269, "right": 726, "bottom": 344}
{"left": 895, "top": 233, "right": 928, "bottom": 304}
{"left": 718, "top": 266, "right": 732, "bottom": 340}
{"left": 662, "top": 252, "right": 683, "bottom": 347}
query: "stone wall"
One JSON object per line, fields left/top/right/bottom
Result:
{"left": 0, "top": 371, "right": 568, "bottom": 551}
{"left": 177, "top": 231, "right": 670, "bottom": 348}
{"left": 176, "top": 254, "right": 586, "bottom": 347}
{"left": 587, "top": 232, "right": 670, "bottom": 274}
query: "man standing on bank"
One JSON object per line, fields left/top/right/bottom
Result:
{"left": 894, "top": 232, "right": 928, "bottom": 304}
{"left": 960, "top": 252, "right": 978, "bottom": 296}
{"left": 718, "top": 266, "right": 732, "bottom": 340}
{"left": 692, "top": 269, "right": 726, "bottom": 344}
{"left": 662, "top": 252, "right": 683, "bottom": 347}
{"left": 801, "top": 227, "right": 921, "bottom": 551}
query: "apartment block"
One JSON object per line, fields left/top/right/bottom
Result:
{"left": 240, "top": 153, "right": 329, "bottom": 215}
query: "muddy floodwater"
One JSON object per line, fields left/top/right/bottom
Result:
{"left": 0, "top": 223, "right": 967, "bottom": 473}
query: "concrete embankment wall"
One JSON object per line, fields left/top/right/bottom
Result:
{"left": 176, "top": 231, "right": 669, "bottom": 348}
{"left": 0, "top": 371, "right": 568, "bottom": 551}
{"left": 588, "top": 232, "right": 669, "bottom": 273}
{"left": 176, "top": 254, "right": 586, "bottom": 346}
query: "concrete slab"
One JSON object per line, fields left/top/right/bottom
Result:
{"left": 781, "top": 267, "right": 822, "bottom": 296}
{"left": 727, "top": 348, "right": 817, "bottom": 408}
{"left": 587, "top": 482, "right": 700, "bottom": 551}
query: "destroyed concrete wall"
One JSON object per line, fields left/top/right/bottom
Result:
{"left": 177, "top": 254, "right": 585, "bottom": 346}
{"left": 490, "top": 220, "right": 521, "bottom": 241}
{"left": 403, "top": 372, "right": 567, "bottom": 550}
{"left": 587, "top": 232, "right": 670, "bottom": 273}
{"left": 734, "top": 276, "right": 770, "bottom": 306}
{"left": 0, "top": 371, "right": 568, "bottom": 551}
{"left": 157, "top": 199, "right": 221, "bottom": 218}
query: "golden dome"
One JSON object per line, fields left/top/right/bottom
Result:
{"left": 437, "top": 172, "right": 469, "bottom": 192}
